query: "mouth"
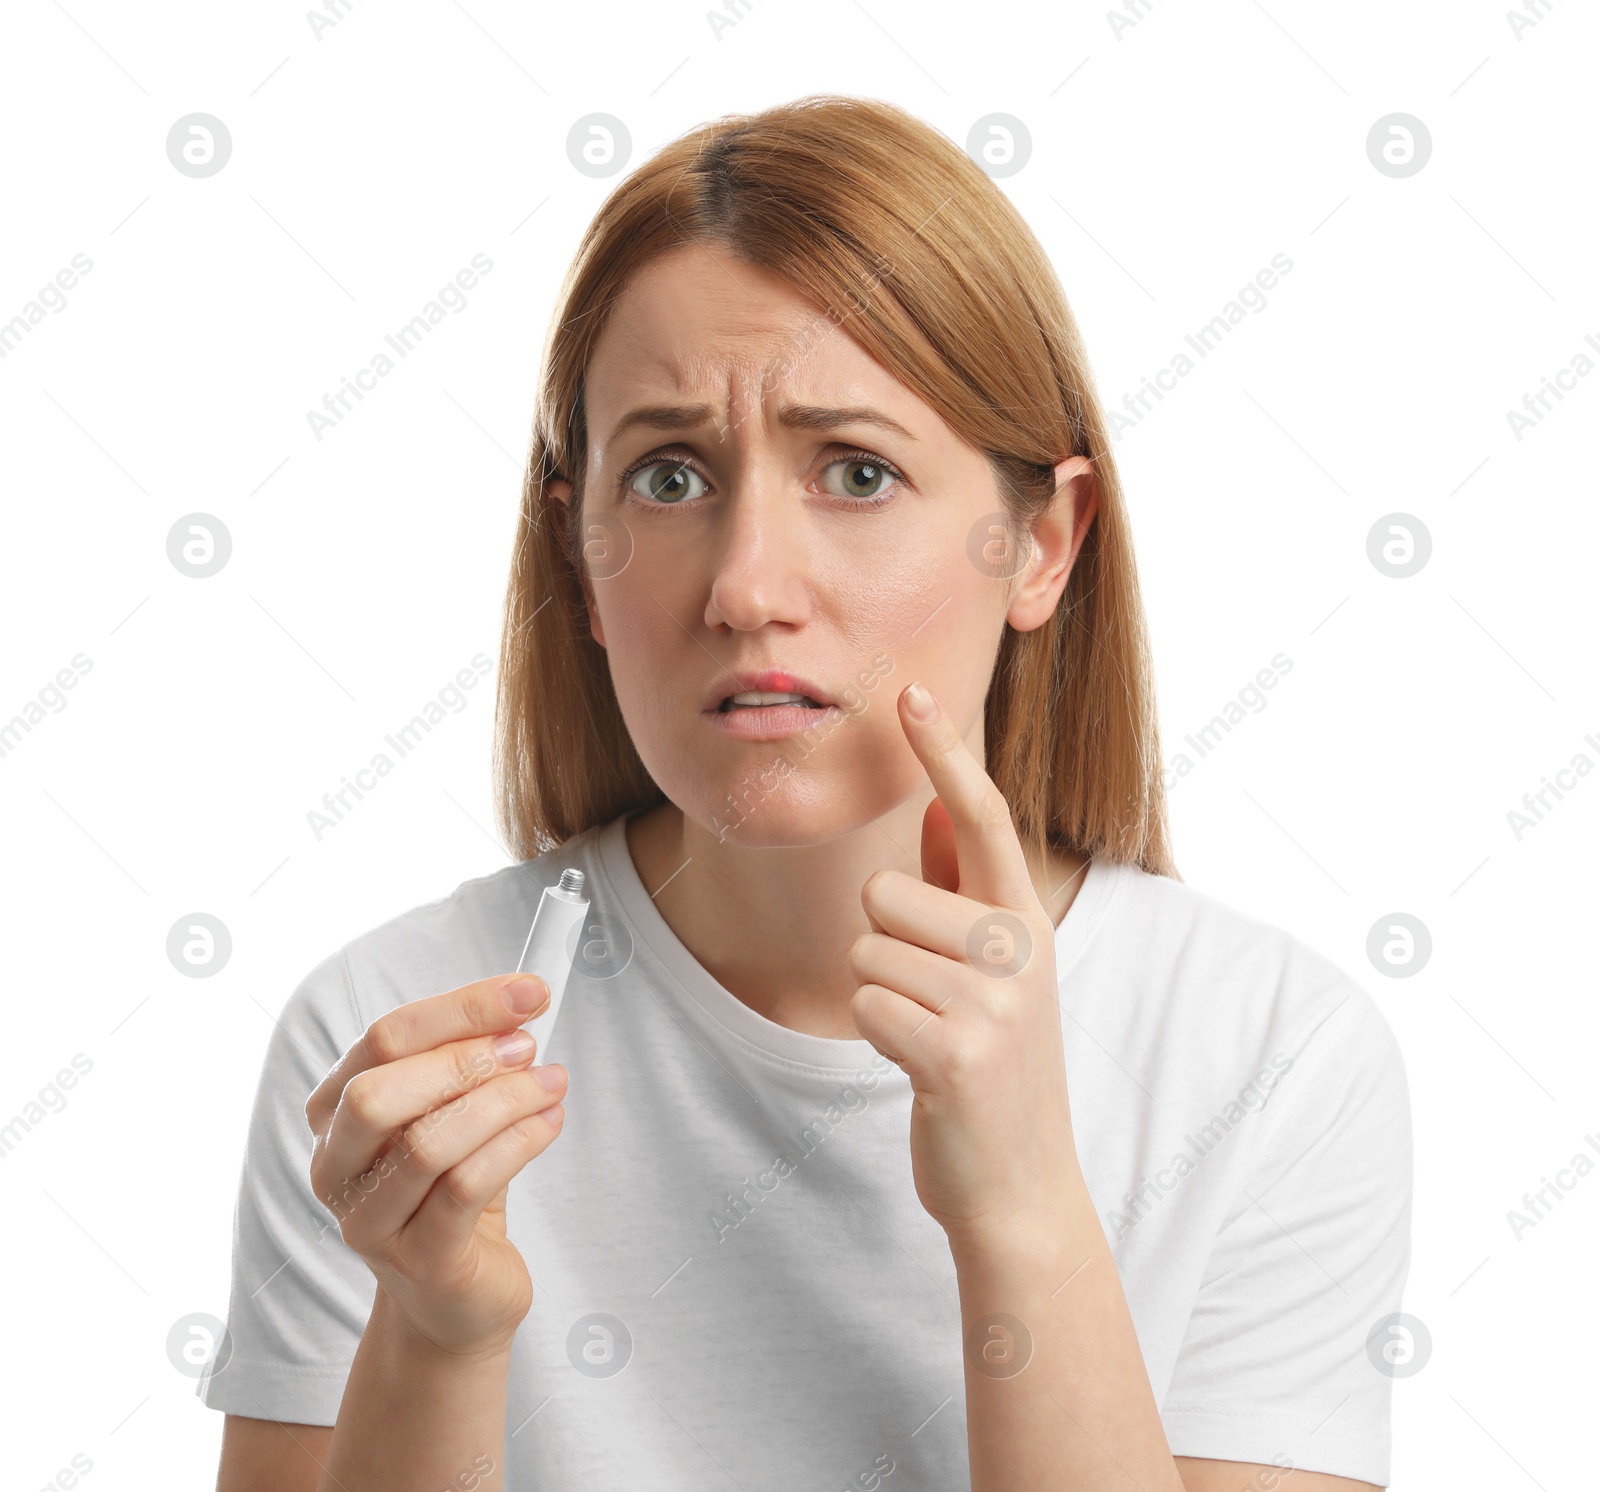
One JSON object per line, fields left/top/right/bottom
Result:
{"left": 701, "top": 669, "right": 838, "bottom": 715}
{"left": 714, "top": 690, "right": 830, "bottom": 714}
{"left": 701, "top": 669, "right": 843, "bottom": 740}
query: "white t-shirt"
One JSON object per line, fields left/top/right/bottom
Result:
{"left": 198, "top": 811, "right": 1412, "bottom": 1488}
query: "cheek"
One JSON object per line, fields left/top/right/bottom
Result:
{"left": 587, "top": 526, "right": 689, "bottom": 638}
{"left": 587, "top": 545, "right": 724, "bottom": 764}
{"left": 828, "top": 541, "right": 1005, "bottom": 695}
{"left": 591, "top": 565, "right": 682, "bottom": 693}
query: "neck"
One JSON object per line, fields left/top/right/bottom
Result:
{"left": 624, "top": 797, "right": 1089, "bottom": 1041}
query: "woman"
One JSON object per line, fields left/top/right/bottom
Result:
{"left": 206, "top": 95, "right": 1412, "bottom": 1492}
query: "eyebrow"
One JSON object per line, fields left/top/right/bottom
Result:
{"left": 606, "top": 402, "right": 917, "bottom": 446}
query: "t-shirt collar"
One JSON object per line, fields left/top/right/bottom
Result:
{"left": 592, "top": 810, "right": 1123, "bottom": 1074}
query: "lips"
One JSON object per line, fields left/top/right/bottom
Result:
{"left": 701, "top": 668, "right": 837, "bottom": 714}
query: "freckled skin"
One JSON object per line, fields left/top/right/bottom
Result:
{"left": 552, "top": 242, "right": 1033, "bottom": 847}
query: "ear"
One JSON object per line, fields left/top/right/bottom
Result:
{"left": 1005, "top": 455, "right": 1098, "bottom": 634}
{"left": 545, "top": 477, "right": 607, "bottom": 649}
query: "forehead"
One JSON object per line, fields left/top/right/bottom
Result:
{"left": 585, "top": 243, "right": 922, "bottom": 426}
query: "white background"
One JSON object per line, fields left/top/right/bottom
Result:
{"left": 1, "top": 0, "right": 1595, "bottom": 1487}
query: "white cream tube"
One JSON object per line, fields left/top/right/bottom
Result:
{"left": 514, "top": 868, "right": 590, "bottom": 1062}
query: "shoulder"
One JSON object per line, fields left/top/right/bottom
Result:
{"left": 1079, "top": 859, "right": 1408, "bottom": 1103}
{"left": 298, "top": 825, "right": 606, "bottom": 1030}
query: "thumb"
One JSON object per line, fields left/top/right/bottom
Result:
{"left": 920, "top": 796, "right": 960, "bottom": 893}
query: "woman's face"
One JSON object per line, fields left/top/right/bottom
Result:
{"left": 549, "top": 241, "right": 1090, "bottom": 847}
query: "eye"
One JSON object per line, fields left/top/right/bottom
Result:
{"left": 818, "top": 452, "right": 902, "bottom": 505}
{"left": 624, "top": 459, "right": 708, "bottom": 506}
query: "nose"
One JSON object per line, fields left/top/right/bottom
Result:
{"left": 704, "top": 467, "right": 814, "bottom": 633}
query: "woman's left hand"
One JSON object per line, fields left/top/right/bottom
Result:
{"left": 847, "top": 680, "right": 1083, "bottom": 1250}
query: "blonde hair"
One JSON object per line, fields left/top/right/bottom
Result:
{"left": 494, "top": 94, "right": 1176, "bottom": 879}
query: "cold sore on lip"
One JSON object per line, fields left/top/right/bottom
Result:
{"left": 704, "top": 675, "right": 842, "bottom": 740}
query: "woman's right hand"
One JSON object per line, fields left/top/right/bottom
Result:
{"left": 304, "top": 974, "right": 569, "bottom": 1358}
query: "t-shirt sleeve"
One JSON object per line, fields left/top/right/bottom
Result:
{"left": 1160, "top": 985, "right": 1414, "bottom": 1487}
{"left": 196, "top": 948, "right": 379, "bottom": 1424}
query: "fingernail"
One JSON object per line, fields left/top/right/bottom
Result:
{"left": 544, "top": 1103, "right": 565, "bottom": 1126}
{"left": 494, "top": 1030, "right": 536, "bottom": 1064}
{"left": 904, "top": 681, "right": 938, "bottom": 721}
{"left": 534, "top": 1063, "right": 567, "bottom": 1091}
{"left": 501, "top": 977, "right": 546, "bottom": 1015}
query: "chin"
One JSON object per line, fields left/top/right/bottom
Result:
{"left": 685, "top": 767, "right": 907, "bottom": 849}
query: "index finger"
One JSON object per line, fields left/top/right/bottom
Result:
{"left": 896, "top": 680, "right": 1039, "bottom": 914}
{"left": 305, "top": 972, "right": 548, "bottom": 1130}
